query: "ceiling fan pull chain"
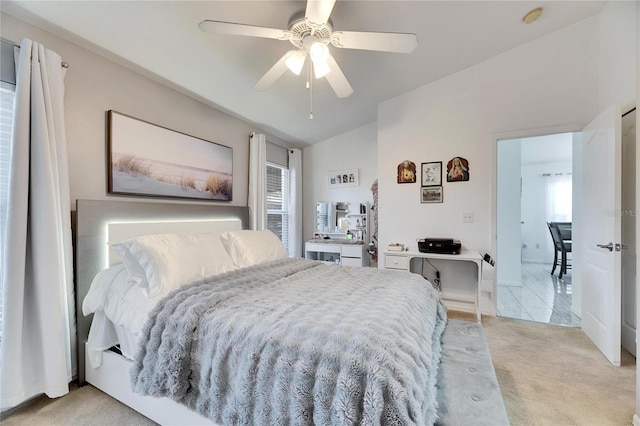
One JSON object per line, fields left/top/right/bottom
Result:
{"left": 308, "top": 61, "right": 314, "bottom": 119}
{"left": 310, "top": 71, "right": 314, "bottom": 119}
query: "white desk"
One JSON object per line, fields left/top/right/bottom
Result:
{"left": 384, "top": 249, "right": 483, "bottom": 321}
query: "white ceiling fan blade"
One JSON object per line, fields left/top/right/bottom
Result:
{"left": 331, "top": 31, "right": 418, "bottom": 53}
{"left": 325, "top": 56, "right": 353, "bottom": 98}
{"left": 254, "top": 51, "right": 302, "bottom": 91}
{"left": 199, "top": 20, "right": 290, "bottom": 40}
{"left": 305, "top": 0, "right": 336, "bottom": 26}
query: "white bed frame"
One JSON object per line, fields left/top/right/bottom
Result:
{"left": 75, "top": 199, "right": 249, "bottom": 425}
{"left": 75, "top": 199, "right": 509, "bottom": 425}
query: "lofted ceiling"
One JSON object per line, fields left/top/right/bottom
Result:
{"left": 2, "top": 1, "right": 606, "bottom": 146}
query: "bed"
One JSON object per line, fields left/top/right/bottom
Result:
{"left": 75, "top": 199, "right": 508, "bottom": 425}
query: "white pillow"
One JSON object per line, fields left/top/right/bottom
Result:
{"left": 111, "top": 232, "right": 237, "bottom": 297}
{"left": 220, "top": 230, "right": 288, "bottom": 268}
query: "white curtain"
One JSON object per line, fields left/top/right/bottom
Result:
{"left": 545, "top": 173, "right": 572, "bottom": 222}
{"left": 248, "top": 133, "right": 267, "bottom": 230}
{"left": 0, "top": 39, "right": 76, "bottom": 410}
{"left": 288, "top": 148, "right": 302, "bottom": 257}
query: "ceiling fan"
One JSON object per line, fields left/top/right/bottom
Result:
{"left": 198, "top": 0, "right": 417, "bottom": 99}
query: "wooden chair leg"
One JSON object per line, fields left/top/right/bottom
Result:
{"left": 559, "top": 250, "right": 566, "bottom": 279}
{"left": 551, "top": 249, "right": 558, "bottom": 274}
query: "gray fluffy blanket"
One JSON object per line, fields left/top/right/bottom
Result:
{"left": 131, "top": 258, "right": 447, "bottom": 425}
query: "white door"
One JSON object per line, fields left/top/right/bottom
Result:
{"left": 581, "top": 103, "right": 622, "bottom": 366}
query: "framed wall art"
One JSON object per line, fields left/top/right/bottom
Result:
{"left": 421, "top": 162, "right": 442, "bottom": 186}
{"left": 108, "top": 110, "right": 233, "bottom": 201}
{"left": 446, "top": 156, "right": 470, "bottom": 182}
{"left": 397, "top": 160, "right": 417, "bottom": 183}
{"left": 421, "top": 186, "right": 443, "bottom": 203}
{"left": 328, "top": 169, "right": 359, "bottom": 188}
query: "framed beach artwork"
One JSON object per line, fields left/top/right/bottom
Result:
{"left": 107, "top": 111, "right": 233, "bottom": 201}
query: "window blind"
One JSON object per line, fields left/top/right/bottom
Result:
{"left": 266, "top": 163, "right": 289, "bottom": 250}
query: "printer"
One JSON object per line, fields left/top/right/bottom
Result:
{"left": 417, "top": 238, "right": 461, "bottom": 254}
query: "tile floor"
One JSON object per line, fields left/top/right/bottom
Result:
{"left": 497, "top": 262, "right": 581, "bottom": 327}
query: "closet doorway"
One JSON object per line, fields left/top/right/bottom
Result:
{"left": 496, "top": 132, "right": 580, "bottom": 327}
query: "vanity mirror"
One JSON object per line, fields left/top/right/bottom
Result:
{"left": 315, "top": 202, "right": 369, "bottom": 241}
{"left": 316, "top": 202, "right": 348, "bottom": 234}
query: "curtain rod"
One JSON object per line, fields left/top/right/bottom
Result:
{"left": 1, "top": 38, "right": 69, "bottom": 68}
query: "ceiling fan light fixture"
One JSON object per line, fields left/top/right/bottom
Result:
{"left": 313, "top": 61, "right": 331, "bottom": 78}
{"left": 285, "top": 50, "right": 306, "bottom": 75}
{"left": 309, "top": 41, "right": 330, "bottom": 64}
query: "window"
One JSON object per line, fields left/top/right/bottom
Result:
{"left": 266, "top": 163, "right": 289, "bottom": 251}
{"left": 545, "top": 174, "right": 572, "bottom": 222}
{"left": 0, "top": 82, "right": 16, "bottom": 342}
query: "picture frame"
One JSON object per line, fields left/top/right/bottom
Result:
{"left": 108, "top": 110, "right": 233, "bottom": 201}
{"left": 446, "top": 156, "right": 470, "bottom": 182}
{"left": 397, "top": 160, "right": 417, "bottom": 183}
{"left": 328, "top": 169, "right": 359, "bottom": 188}
{"left": 421, "top": 162, "right": 442, "bottom": 186}
{"left": 421, "top": 186, "right": 443, "bottom": 203}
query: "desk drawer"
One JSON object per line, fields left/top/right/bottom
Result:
{"left": 341, "top": 245, "right": 363, "bottom": 258}
{"left": 384, "top": 254, "right": 409, "bottom": 270}
{"left": 341, "top": 257, "right": 363, "bottom": 267}
{"left": 306, "top": 243, "right": 341, "bottom": 253}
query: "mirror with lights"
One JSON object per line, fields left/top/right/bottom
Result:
{"left": 315, "top": 201, "right": 368, "bottom": 241}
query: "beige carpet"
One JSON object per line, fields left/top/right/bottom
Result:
{"left": 480, "top": 315, "right": 636, "bottom": 426}
{"left": 1, "top": 315, "right": 635, "bottom": 426}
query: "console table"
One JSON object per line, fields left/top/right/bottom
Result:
{"left": 384, "top": 249, "right": 484, "bottom": 321}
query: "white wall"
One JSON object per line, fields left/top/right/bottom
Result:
{"left": 598, "top": 1, "right": 638, "bottom": 113}
{"left": 302, "top": 122, "right": 377, "bottom": 242}
{"left": 1, "top": 12, "right": 293, "bottom": 210}
{"left": 377, "top": 17, "right": 600, "bottom": 313}
{"left": 496, "top": 139, "right": 521, "bottom": 286}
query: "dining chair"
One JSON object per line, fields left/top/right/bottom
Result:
{"left": 547, "top": 222, "right": 572, "bottom": 278}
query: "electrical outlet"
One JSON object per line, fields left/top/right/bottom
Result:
{"left": 462, "top": 212, "right": 474, "bottom": 223}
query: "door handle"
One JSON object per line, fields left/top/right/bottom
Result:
{"left": 597, "top": 243, "right": 613, "bottom": 251}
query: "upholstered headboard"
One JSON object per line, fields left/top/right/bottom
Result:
{"left": 74, "top": 199, "right": 249, "bottom": 384}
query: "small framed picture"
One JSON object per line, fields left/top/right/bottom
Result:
{"left": 397, "top": 160, "right": 417, "bottom": 183}
{"left": 421, "top": 162, "right": 442, "bottom": 186}
{"left": 328, "top": 168, "right": 359, "bottom": 188}
{"left": 446, "top": 156, "right": 470, "bottom": 182}
{"left": 421, "top": 186, "right": 443, "bottom": 203}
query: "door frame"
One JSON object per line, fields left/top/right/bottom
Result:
{"left": 490, "top": 123, "right": 584, "bottom": 316}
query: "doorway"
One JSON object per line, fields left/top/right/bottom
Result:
{"left": 496, "top": 132, "right": 581, "bottom": 327}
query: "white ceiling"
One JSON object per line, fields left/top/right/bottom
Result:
{"left": 3, "top": 1, "right": 606, "bottom": 146}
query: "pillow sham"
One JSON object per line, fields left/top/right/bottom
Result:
{"left": 220, "top": 229, "right": 288, "bottom": 268}
{"left": 111, "top": 232, "right": 237, "bottom": 297}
